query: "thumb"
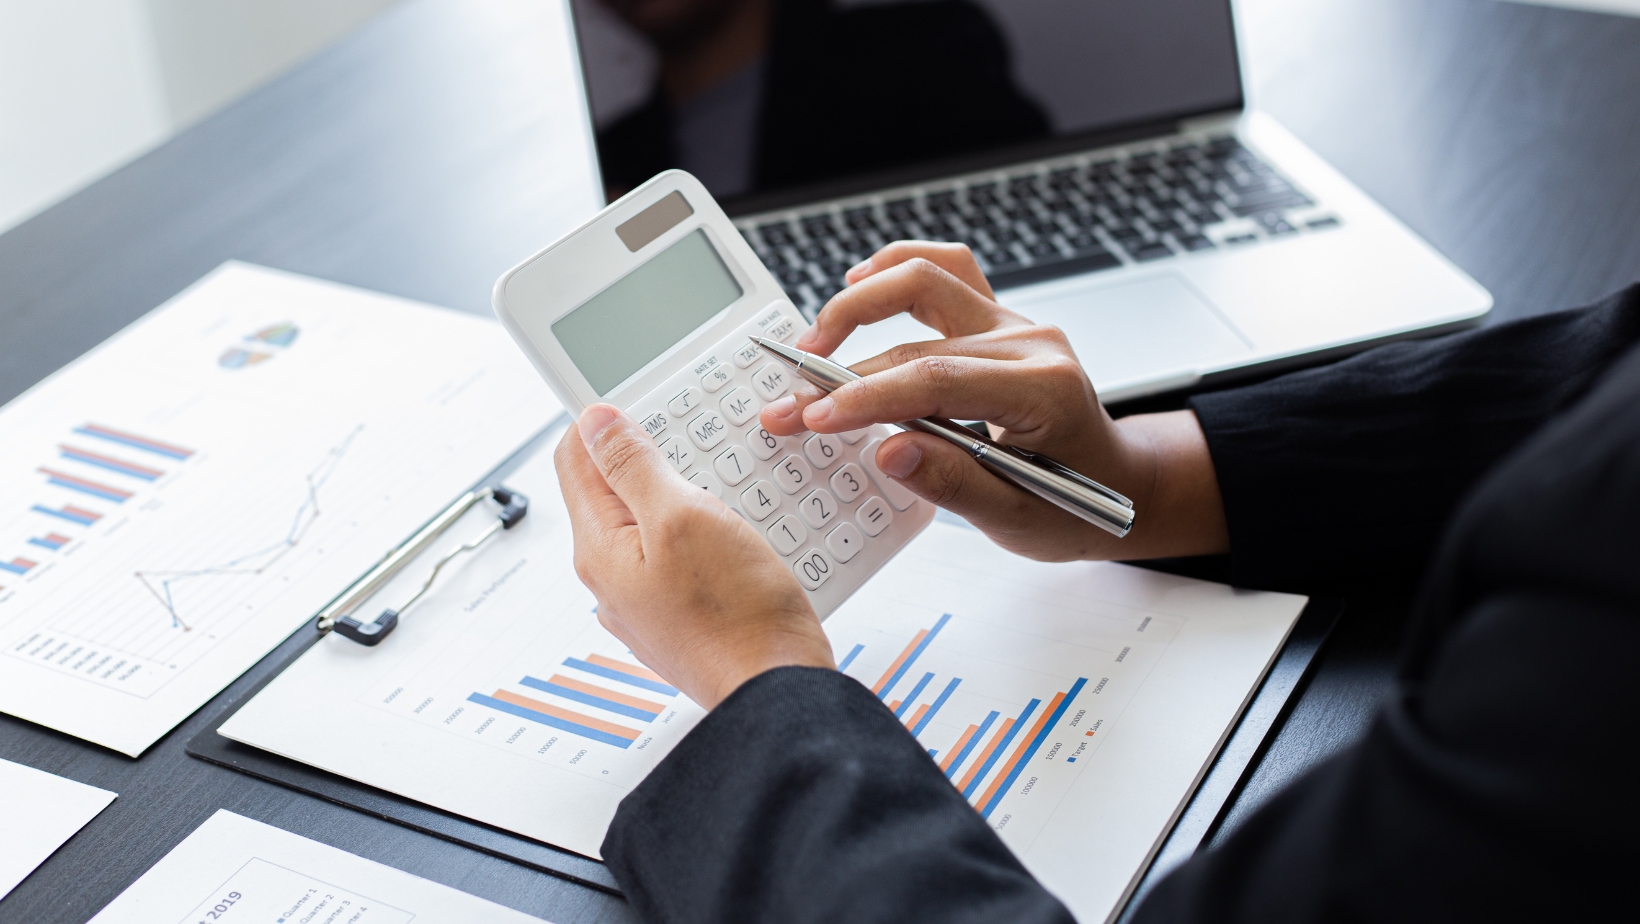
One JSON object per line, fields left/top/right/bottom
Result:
{"left": 577, "top": 405, "right": 687, "bottom": 517}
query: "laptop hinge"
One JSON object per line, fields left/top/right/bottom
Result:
{"left": 1178, "top": 109, "right": 1243, "bottom": 134}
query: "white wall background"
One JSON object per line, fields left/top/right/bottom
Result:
{"left": 3, "top": 0, "right": 1637, "bottom": 236}
{"left": 0, "top": 0, "right": 400, "bottom": 234}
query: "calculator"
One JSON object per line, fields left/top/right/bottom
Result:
{"left": 493, "top": 171, "right": 934, "bottom": 619}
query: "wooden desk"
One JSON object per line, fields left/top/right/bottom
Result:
{"left": 1, "top": 0, "right": 1636, "bottom": 920}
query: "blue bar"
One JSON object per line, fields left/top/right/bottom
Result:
{"left": 45, "top": 475, "right": 127, "bottom": 502}
{"left": 894, "top": 672, "right": 935, "bottom": 719}
{"left": 28, "top": 537, "right": 64, "bottom": 551}
{"left": 518, "top": 676, "right": 660, "bottom": 722}
{"left": 980, "top": 678, "right": 1088, "bottom": 819}
{"left": 59, "top": 449, "right": 160, "bottom": 481}
{"left": 32, "top": 505, "right": 96, "bottom": 526}
{"left": 561, "top": 657, "right": 679, "bottom": 696}
{"left": 877, "top": 613, "right": 951, "bottom": 700}
{"left": 467, "top": 693, "right": 634, "bottom": 749}
{"left": 912, "top": 677, "right": 962, "bottom": 736}
{"left": 73, "top": 426, "right": 191, "bottom": 459}
{"left": 963, "top": 699, "right": 1038, "bottom": 800}
{"left": 928, "top": 749, "right": 939, "bottom": 759}
{"left": 0, "top": 562, "right": 30, "bottom": 576}
{"left": 944, "top": 710, "right": 999, "bottom": 780}
{"left": 837, "top": 643, "right": 864, "bottom": 672}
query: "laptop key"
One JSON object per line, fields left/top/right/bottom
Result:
{"left": 1177, "top": 234, "right": 1215, "bottom": 251}
{"left": 1131, "top": 242, "right": 1174, "bottom": 261}
{"left": 1028, "top": 241, "right": 1061, "bottom": 258}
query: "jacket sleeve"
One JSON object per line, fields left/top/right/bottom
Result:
{"left": 1136, "top": 326, "right": 1640, "bottom": 923}
{"left": 1187, "top": 285, "right": 1640, "bottom": 587}
{"left": 601, "top": 667, "right": 1074, "bottom": 924}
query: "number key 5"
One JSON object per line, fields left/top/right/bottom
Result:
{"left": 773, "top": 454, "right": 813, "bottom": 494}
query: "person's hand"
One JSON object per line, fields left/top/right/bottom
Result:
{"left": 555, "top": 405, "right": 834, "bottom": 709}
{"left": 760, "top": 241, "right": 1228, "bottom": 562}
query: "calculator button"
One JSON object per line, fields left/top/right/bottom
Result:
{"left": 773, "top": 454, "right": 814, "bottom": 494}
{"left": 751, "top": 362, "right": 791, "bottom": 401}
{"left": 714, "top": 444, "right": 755, "bottom": 486}
{"left": 766, "top": 515, "right": 808, "bottom": 556}
{"left": 668, "top": 387, "right": 704, "bottom": 418}
{"left": 838, "top": 427, "right": 869, "bottom": 445}
{"left": 734, "top": 341, "right": 763, "bottom": 368}
{"left": 803, "top": 433, "right": 842, "bottom": 469}
{"left": 740, "top": 480, "right": 781, "bottom": 521}
{"left": 857, "top": 496, "right": 893, "bottom": 535}
{"left": 720, "top": 387, "right": 760, "bottom": 426}
{"left": 688, "top": 470, "right": 722, "bottom": 496}
{"left": 859, "top": 438, "right": 919, "bottom": 510}
{"left": 792, "top": 547, "right": 835, "bottom": 590}
{"left": 798, "top": 488, "right": 839, "bottom": 529}
{"left": 701, "top": 363, "right": 734, "bottom": 393}
{"left": 829, "top": 463, "right": 867, "bottom": 503}
{"left": 825, "top": 523, "right": 864, "bottom": 563}
{"left": 658, "top": 436, "right": 694, "bottom": 473}
{"left": 639, "top": 412, "right": 669, "bottom": 440}
{"left": 686, "top": 412, "right": 728, "bottom": 451}
{"left": 765, "top": 315, "right": 797, "bottom": 342}
{"left": 747, "top": 427, "right": 785, "bottom": 461}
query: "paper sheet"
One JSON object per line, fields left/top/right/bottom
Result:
{"left": 0, "top": 262, "right": 561, "bottom": 755}
{"left": 0, "top": 758, "right": 116, "bottom": 900}
{"left": 86, "top": 809, "right": 551, "bottom": 923}
{"left": 220, "top": 434, "right": 1305, "bottom": 922}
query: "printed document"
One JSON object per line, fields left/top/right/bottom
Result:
{"left": 220, "top": 434, "right": 1305, "bottom": 923}
{"left": 0, "top": 262, "right": 560, "bottom": 755}
{"left": 0, "top": 758, "right": 116, "bottom": 899}
{"left": 87, "top": 810, "right": 551, "bottom": 923}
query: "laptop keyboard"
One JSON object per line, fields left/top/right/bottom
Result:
{"left": 738, "top": 135, "right": 1341, "bottom": 319}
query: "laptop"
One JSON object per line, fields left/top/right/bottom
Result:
{"left": 568, "top": 0, "right": 1491, "bottom": 402}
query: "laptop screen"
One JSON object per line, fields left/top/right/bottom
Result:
{"left": 572, "top": 0, "right": 1243, "bottom": 209}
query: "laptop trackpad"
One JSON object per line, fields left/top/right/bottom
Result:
{"left": 1005, "top": 274, "right": 1251, "bottom": 390}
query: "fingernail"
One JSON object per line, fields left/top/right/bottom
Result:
{"left": 578, "top": 405, "right": 619, "bottom": 444}
{"left": 765, "top": 395, "right": 796, "bottom": 418}
{"left": 795, "top": 328, "right": 819, "bottom": 349}
{"left": 879, "top": 441, "right": 922, "bottom": 479}
{"left": 848, "top": 257, "right": 872, "bottom": 276}
{"left": 804, "top": 397, "right": 835, "bottom": 426}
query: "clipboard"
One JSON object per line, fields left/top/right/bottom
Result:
{"left": 185, "top": 418, "right": 1341, "bottom": 907}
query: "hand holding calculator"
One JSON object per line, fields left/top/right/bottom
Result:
{"left": 494, "top": 171, "right": 934, "bottom": 618}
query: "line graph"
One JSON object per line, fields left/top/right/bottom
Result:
{"left": 132, "top": 426, "right": 363, "bottom": 631}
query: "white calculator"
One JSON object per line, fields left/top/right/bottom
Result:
{"left": 493, "top": 171, "right": 934, "bottom": 618}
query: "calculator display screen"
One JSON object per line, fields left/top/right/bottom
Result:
{"left": 554, "top": 229, "right": 744, "bottom": 395}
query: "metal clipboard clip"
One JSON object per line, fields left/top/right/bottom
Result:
{"left": 314, "top": 486, "right": 529, "bottom": 646}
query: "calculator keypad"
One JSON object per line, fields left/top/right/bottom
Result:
{"left": 624, "top": 302, "right": 928, "bottom": 616}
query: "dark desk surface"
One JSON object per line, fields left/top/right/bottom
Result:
{"left": 1, "top": 0, "right": 1636, "bottom": 920}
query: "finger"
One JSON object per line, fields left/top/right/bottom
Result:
{"left": 555, "top": 424, "right": 636, "bottom": 534}
{"left": 840, "top": 240, "right": 995, "bottom": 298}
{"left": 872, "top": 431, "right": 1082, "bottom": 540}
{"left": 576, "top": 405, "right": 694, "bottom": 519}
{"left": 801, "top": 353, "right": 1091, "bottom": 436}
{"left": 759, "top": 387, "right": 825, "bottom": 436}
{"left": 844, "top": 325, "right": 1046, "bottom": 378}
{"left": 798, "top": 257, "right": 1033, "bottom": 357}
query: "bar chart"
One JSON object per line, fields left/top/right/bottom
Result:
{"left": 841, "top": 612, "right": 1093, "bottom": 820}
{"left": 466, "top": 654, "right": 681, "bottom": 750}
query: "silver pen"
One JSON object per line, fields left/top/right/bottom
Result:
{"left": 751, "top": 337, "right": 1136, "bottom": 537}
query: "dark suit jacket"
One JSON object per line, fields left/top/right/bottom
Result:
{"left": 600, "top": 285, "right": 1640, "bottom": 922}
{"left": 597, "top": 0, "right": 1049, "bottom": 198}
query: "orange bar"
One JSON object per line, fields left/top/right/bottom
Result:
{"left": 939, "top": 725, "right": 981, "bottom": 772}
{"left": 957, "top": 718, "right": 1016, "bottom": 794}
{"left": 872, "top": 629, "right": 928, "bottom": 695}
{"left": 547, "top": 674, "right": 664, "bottom": 713}
{"left": 904, "top": 703, "right": 931, "bottom": 730}
{"left": 976, "top": 692, "right": 1066, "bottom": 811}
{"left": 490, "top": 689, "right": 640, "bottom": 740}
{"left": 889, "top": 700, "right": 902, "bottom": 712}
{"left": 586, "top": 653, "right": 668, "bottom": 685}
